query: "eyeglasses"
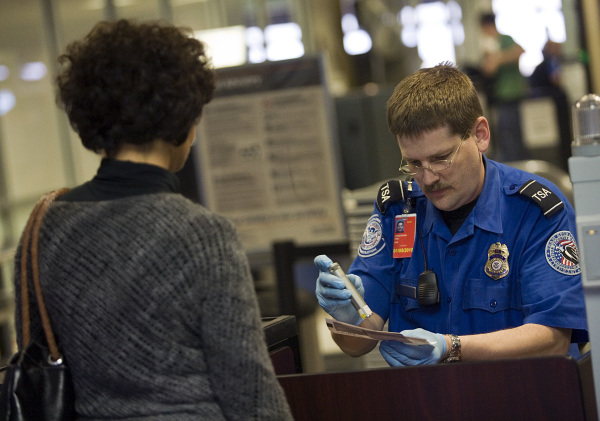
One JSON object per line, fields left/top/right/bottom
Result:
{"left": 399, "top": 130, "right": 470, "bottom": 176}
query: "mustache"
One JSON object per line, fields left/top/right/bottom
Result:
{"left": 423, "top": 182, "right": 451, "bottom": 194}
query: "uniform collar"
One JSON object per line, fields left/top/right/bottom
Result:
{"left": 471, "top": 156, "right": 503, "bottom": 234}
{"left": 422, "top": 155, "right": 503, "bottom": 240}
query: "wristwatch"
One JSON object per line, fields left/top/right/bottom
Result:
{"left": 441, "top": 334, "right": 461, "bottom": 363}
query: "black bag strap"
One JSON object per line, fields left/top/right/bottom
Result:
{"left": 19, "top": 188, "right": 70, "bottom": 363}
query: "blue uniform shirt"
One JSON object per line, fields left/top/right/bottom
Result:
{"left": 349, "top": 157, "right": 588, "bottom": 344}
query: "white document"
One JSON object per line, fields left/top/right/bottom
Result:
{"left": 325, "top": 318, "right": 429, "bottom": 345}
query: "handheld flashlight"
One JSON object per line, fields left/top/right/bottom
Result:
{"left": 328, "top": 262, "right": 373, "bottom": 320}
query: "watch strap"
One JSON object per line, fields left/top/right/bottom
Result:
{"left": 441, "top": 334, "right": 461, "bottom": 363}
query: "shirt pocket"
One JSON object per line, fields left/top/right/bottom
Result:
{"left": 463, "top": 277, "right": 522, "bottom": 313}
{"left": 394, "top": 278, "right": 423, "bottom": 312}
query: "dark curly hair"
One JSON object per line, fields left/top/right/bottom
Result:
{"left": 56, "top": 19, "right": 215, "bottom": 156}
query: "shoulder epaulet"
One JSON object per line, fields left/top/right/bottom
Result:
{"left": 518, "top": 179, "right": 564, "bottom": 218}
{"left": 376, "top": 179, "right": 412, "bottom": 214}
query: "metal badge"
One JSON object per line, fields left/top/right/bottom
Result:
{"left": 485, "top": 242, "right": 510, "bottom": 280}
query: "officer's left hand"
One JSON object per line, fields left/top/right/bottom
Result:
{"left": 379, "top": 328, "right": 447, "bottom": 366}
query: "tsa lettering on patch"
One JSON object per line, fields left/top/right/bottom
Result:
{"left": 358, "top": 215, "right": 385, "bottom": 258}
{"left": 545, "top": 230, "right": 581, "bottom": 275}
{"left": 393, "top": 214, "right": 416, "bottom": 259}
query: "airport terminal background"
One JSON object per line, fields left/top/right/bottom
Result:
{"left": 1, "top": 0, "right": 600, "bottom": 375}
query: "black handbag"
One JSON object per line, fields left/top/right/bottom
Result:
{"left": 0, "top": 189, "right": 75, "bottom": 421}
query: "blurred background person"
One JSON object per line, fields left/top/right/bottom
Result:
{"left": 529, "top": 40, "right": 564, "bottom": 90}
{"left": 479, "top": 12, "right": 530, "bottom": 163}
{"left": 529, "top": 40, "right": 572, "bottom": 171}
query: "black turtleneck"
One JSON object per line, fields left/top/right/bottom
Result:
{"left": 58, "top": 158, "right": 180, "bottom": 202}
{"left": 440, "top": 198, "right": 478, "bottom": 236}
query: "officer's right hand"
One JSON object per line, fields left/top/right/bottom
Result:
{"left": 314, "top": 254, "right": 364, "bottom": 326}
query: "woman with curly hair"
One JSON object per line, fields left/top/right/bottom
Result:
{"left": 13, "top": 19, "right": 292, "bottom": 420}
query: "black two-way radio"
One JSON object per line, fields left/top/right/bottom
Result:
{"left": 416, "top": 222, "right": 440, "bottom": 306}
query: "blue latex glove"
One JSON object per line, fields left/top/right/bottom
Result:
{"left": 314, "top": 254, "right": 364, "bottom": 326}
{"left": 379, "top": 328, "right": 447, "bottom": 366}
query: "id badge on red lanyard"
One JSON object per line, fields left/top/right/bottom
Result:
{"left": 393, "top": 214, "right": 416, "bottom": 258}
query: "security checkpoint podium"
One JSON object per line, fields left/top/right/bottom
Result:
{"left": 278, "top": 353, "right": 597, "bottom": 421}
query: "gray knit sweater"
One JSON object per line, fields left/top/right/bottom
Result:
{"left": 14, "top": 193, "right": 293, "bottom": 420}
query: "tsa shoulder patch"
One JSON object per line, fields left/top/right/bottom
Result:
{"left": 358, "top": 215, "right": 385, "bottom": 258}
{"left": 519, "top": 179, "right": 564, "bottom": 218}
{"left": 377, "top": 179, "right": 407, "bottom": 214}
{"left": 545, "top": 230, "right": 581, "bottom": 275}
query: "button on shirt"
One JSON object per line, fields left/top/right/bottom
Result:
{"left": 349, "top": 157, "right": 588, "bottom": 343}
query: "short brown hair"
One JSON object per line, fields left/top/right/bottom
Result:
{"left": 386, "top": 62, "right": 482, "bottom": 140}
